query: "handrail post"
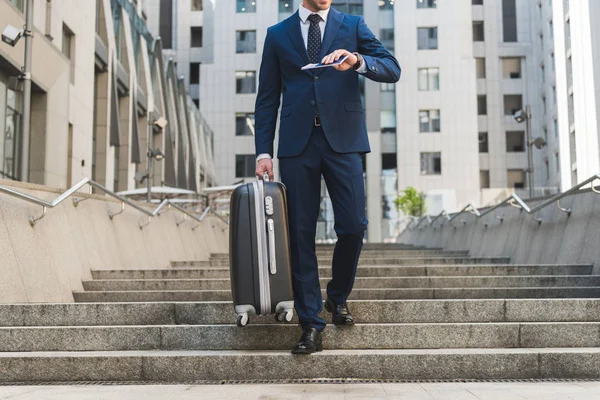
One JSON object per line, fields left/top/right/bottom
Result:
{"left": 28, "top": 206, "right": 47, "bottom": 227}
{"left": 108, "top": 201, "right": 125, "bottom": 220}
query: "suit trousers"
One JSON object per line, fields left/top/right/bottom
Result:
{"left": 279, "top": 125, "right": 368, "bottom": 331}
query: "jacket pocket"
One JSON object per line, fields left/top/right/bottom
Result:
{"left": 344, "top": 101, "right": 364, "bottom": 113}
{"left": 280, "top": 105, "right": 292, "bottom": 118}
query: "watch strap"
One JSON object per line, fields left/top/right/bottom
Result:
{"left": 352, "top": 52, "right": 363, "bottom": 71}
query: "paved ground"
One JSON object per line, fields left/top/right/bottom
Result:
{"left": 2, "top": 382, "right": 600, "bottom": 399}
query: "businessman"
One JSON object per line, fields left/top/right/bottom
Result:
{"left": 254, "top": 0, "right": 401, "bottom": 354}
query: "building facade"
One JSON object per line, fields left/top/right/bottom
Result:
{"left": 552, "top": 0, "right": 600, "bottom": 191}
{"left": 140, "top": 0, "right": 600, "bottom": 241}
{"left": 0, "top": 0, "right": 216, "bottom": 194}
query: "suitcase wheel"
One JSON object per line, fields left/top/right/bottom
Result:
{"left": 236, "top": 313, "right": 249, "bottom": 327}
{"left": 275, "top": 309, "right": 294, "bottom": 323}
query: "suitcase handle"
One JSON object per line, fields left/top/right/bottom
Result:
{"left": 267, "top": 219, "right": 277, "bottom": 275}
{"left": 263, "top": 172, "right": 270, "bottom": 182}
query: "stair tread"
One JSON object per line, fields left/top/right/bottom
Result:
{"left": 2, "top": 347, "right": 600, "bottom": 357}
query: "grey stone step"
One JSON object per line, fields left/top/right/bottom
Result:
{"left": 317, "top": 243, "right": 424, "bottom": 250}
{"left": 91, "top": 264, "right": 594, "bottom": 280}
{"left": 209, "top": 250, "right": 471, "bottom": 260}
{"left": 73, "top": 286, "right": 600, "bottom": 302}
{"left": 6, "top": 299, "right": 600, "bottom": 327}
{"left": 82, "top": 276, "right": 600, "bottom": 292}
{"left": 2, "top": 348, "right": 600, "bottom": 382}
{"left": 1, "top": 322, "right": 599, "bottom": 352}
{"left": 173, "top": 257, "right": 511, "bottom": 268}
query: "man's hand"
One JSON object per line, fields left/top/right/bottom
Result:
{"left": 321, "top": 49, "right": 358, "bottom": 72}
{"left": 256, "top": 158, "right": 274, "bottom": 181}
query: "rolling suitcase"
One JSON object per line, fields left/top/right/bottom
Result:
{"left": 229, "top": 174, "right": 294, "bottom": 327}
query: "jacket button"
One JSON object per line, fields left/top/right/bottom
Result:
{"left": 314, "top": 76, "right": 319, "bottom": 81}
{"left": 310, "top": 100, "right": 315, "bottom": 106}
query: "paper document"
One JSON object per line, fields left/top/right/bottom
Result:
{"left": 301, "top": 55, "right": 349, "bottom": 71}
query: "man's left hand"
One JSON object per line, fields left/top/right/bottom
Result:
{"left": 321, "top": 49, "right": 357, "bottom": 71}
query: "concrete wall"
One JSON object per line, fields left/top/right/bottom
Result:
{"left": 398, "top": 188, "right": 600, "bottom": 271}
{"left": 0, "top": 179, "right": 228, "bottom": 303}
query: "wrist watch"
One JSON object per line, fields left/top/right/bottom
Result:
{"left": 352, "top": 52, "right": 363, "bottom": 71}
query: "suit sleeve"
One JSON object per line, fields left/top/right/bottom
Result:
{"left": 254, "top": 28, "right": 282, "bottom": 158}
{"left": 357, "top": 17, "right": 401, "bottom": 83}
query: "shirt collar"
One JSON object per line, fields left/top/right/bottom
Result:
{"left": 298, "top": 3, "right": 329, "bottom": 23}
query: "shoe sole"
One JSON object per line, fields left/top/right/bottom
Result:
{"left": 292, "top": 346, "right": 323, "bottom": 355}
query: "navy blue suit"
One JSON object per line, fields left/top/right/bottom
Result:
{"left": 255, "top": 7, "right": 401, "bottom": 331}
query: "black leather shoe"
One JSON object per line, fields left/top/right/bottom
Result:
{"left": 325, "top": 298, "right": 355, "bottom": 326}
{"left": 291, "top": 327, "right": 323, "bottom": 355}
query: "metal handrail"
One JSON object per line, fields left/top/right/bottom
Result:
{"left": 429, "top": 209, "right": 450, "bottom": 228}
{"left": 0, "top": 177, "right": 220, "bottom": 229}
{"left": 410, "top": 173, "right": 600, "bottom": 230}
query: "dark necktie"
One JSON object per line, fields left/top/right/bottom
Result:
{"left": 307, "top": 14, "right": 322, "bottom": 64}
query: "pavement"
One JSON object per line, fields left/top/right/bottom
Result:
{"left": 2, "top": 382, "right": 600, "bottom": 399}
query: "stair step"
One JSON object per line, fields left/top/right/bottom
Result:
{"left": 92, "top": 265, "right": 594, "bottom": 280}
{"left": 1, "top": 322, "right": 599, "bottom": 352}
{"left": 82, "top": 276, "right": 600, "bottom": 292}
{"left": 173, "top": 257, "right": 511, "bottom": 268}
{"left": 73, "top": 287, "right": 600, "bottom": 302}
{"left": 1, "top": 348, "right": 600, "bottom": 382}
{"left": 209, "top": 250, "right": 471, "bottom": 260}
{"left": 6, "top": 299, "right": 600, "bottom": 327}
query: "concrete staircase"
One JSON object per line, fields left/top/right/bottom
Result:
{"left": 2, "top": 244, "right": 600, "bottom": 383}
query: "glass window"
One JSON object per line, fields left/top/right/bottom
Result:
{"left": 502, "top": 58, "right": 521, "bottom": 79}
{"left": 379, "top": 28, "right": 394, "bottom": 51}
{"left": 236, "top": 30, "right": 257, "bottom": 54}
{"left": 279, "top": 0, "right": 293, "bottom": 20}
{"left": 502, "top": 0, "right": 517, "bottom": 42}
{"left": 417, "top": 27, "right": 438, "bottom": 50}
{"left": 379, "top": 0, "right": 394, "bottom": 10}
{"left": 235, "top": 113, "right": 255, "bottom": 136}
{"left": 507, "top": 169, "right": 525, "bottom": 188}
{"left": 191, "top": 0, "right": 203, "bottom": 11}
{"left": 480, "top": 170, "right": 490, "bottom": 189}
{"left": 191, "top": 27, "right": 203, "bottom": 47}
{"left": 479, "top": 132, "right": 488, "bottom": 153}
{"left": 1, "top": 87, "right": 22, "bottom": 180}
{"left": 8, "top": 0, "right": 24, "bottom": 12}
{"left": 478, "top": 95, "right": 487, "bottom": 115}
{"left": 473, "top": 21, "right": 485, "bottom": 41}
{"left": 349, "top": 3, "right": 363, "bottom": 15}
{"left": 504, "top": 95, "right": 522, "bottom": 116}
{"left": 419, "top": 110, "right": 440, "bottom": 133}
{"left": 420, "top": 152, "right": 442, "bottom": 175}
{"left": 417, "top": 0, "right": 436, "bottom": 8}
{"left": 476, "top": 58, "right": 486, "bottom": 78}
{"left": 62, "top": 24, "right": 75, "bottom": 84}
{"left": 381, "top": 110, "right": 396, "bottom": 133}
{"left": 237, "top": 0, "right": 256, "bottom": 13}
{"left": 506, "top": 131, "right": 525, "bottom": 152}
{"left": 418, "top": 68, "right": 439, "bottom": 91}
{"left": 236, "top": 155, "right": 256, "bottom": 177}
{"left": 236, "top": 71, "right": 256, "bottom": 94}
{"left": 190, "top": 63, "right": 200, "bottom": 84}
{"left": 159, "top": 0, "right": 172, "bottom": 49}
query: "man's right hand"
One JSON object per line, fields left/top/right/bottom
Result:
{"left": 256, "top": 158, "right": 274, "bottom": 181}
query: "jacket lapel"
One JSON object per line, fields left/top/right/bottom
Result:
{"left": 318, "top": 7, "right": 344, "bottom": 61}
{"left": 285, "top": 12, "right": 312, "bottom": 72}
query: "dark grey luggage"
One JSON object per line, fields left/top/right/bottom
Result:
{"left": 229, "top": 175, "right": 294, "bottom": 327}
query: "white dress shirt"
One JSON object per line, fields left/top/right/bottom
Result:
{"left": 257, "top": 4, "right": 367, "bottom": 162}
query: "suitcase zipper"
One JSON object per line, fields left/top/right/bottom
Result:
{"left": 267, "top": 219, "right": 277, "bottom": 275}
{"left": 253, "top": 180, "right": 271, "bottom": 315}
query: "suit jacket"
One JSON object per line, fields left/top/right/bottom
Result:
{"left": 254, "top": 7, "right": 401, "bottom": 159}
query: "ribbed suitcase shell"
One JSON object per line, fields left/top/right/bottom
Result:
{"left": 229, "top": 180, "right": 294, "bottom": 326}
